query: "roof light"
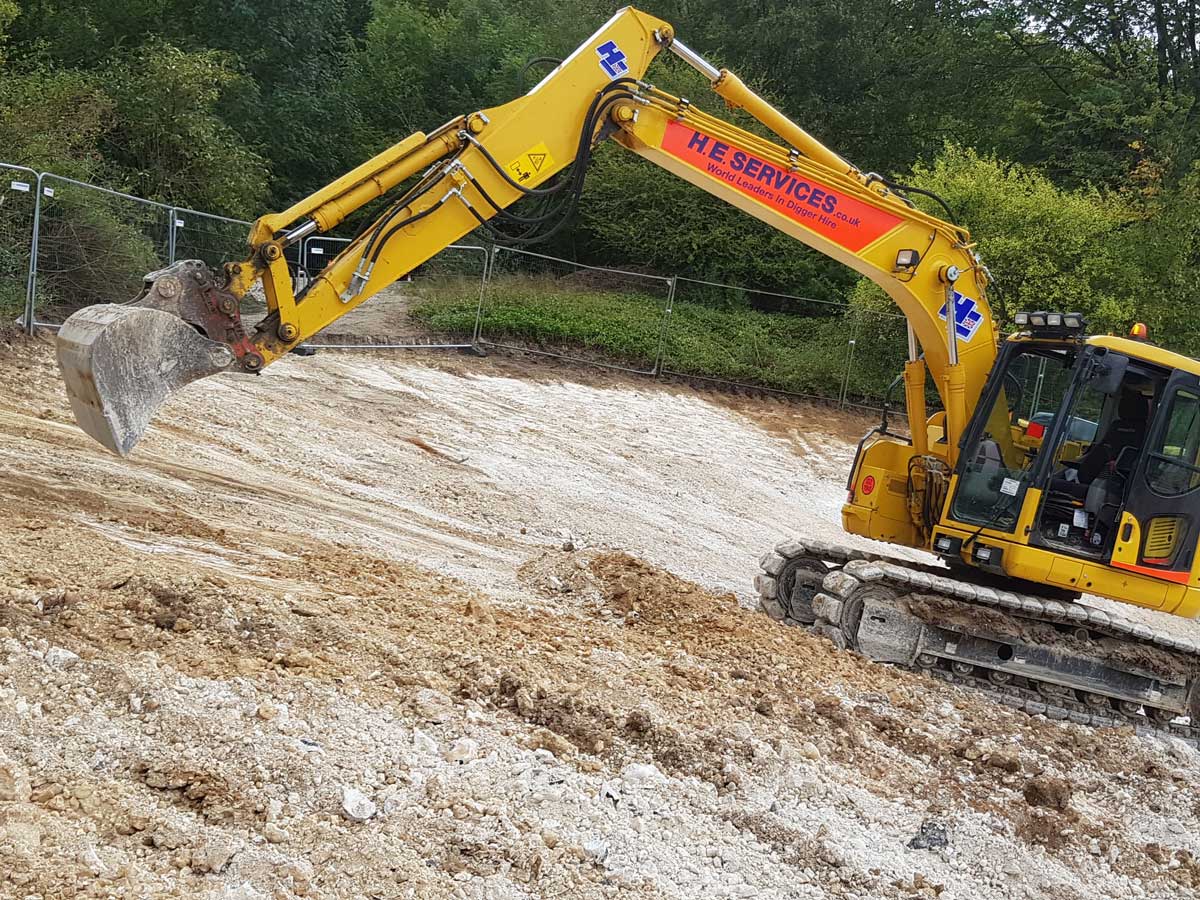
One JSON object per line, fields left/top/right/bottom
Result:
{"left": 1130, "top": 323, "right": 1149, "bottom": 341}
{"left": 1013, "top": 310, "right": 1086, "bottom": 336}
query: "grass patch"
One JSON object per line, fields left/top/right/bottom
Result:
{"left": 411, "top": 276, "right": 909, "bottom": 401}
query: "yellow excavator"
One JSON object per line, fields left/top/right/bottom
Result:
{"left": 55, "top": 7, "right": 1200, "bottom": 736}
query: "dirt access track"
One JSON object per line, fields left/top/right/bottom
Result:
{"left": 1, "top": 329, "right": 1199, "bottom": 900}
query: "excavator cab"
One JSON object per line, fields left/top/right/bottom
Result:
{"left": 934, "top": 317, "right": 1200, "bottom": 615}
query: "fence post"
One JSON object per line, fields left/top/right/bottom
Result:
{"left": 652, "top": 274, "right": 677, "bottom": 377}
{"left": 473, "top": 245, "right": 499, "bottom": 345}
{"left": 167, "top": 207, "right": 178, "bottom": 264}
{"left": 23, "top": 172, "right": 46, "bottom": 335}
{"left": 839, "top": 316, "right": 860, "bottom": 409}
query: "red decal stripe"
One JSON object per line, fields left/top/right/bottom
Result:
{"left": 660, "top": 121, "right": 903, "bottom": 253}
{"left": 1112, "top": 560, "right": 1192, "bottom": 584}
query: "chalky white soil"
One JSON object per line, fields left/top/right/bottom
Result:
{"left": 1, "top": 331, "right": 1198, "bottom": 900}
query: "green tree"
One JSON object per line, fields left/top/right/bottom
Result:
{"left": 98, "top": 40, "right": 267, "bottom": 215}
{"left": 851, "top": 145, "right": 1144, "bottom": 334}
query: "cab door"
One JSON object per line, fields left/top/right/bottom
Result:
{"left": 1112, "top": 371, "right": 1200, "bottom": 584}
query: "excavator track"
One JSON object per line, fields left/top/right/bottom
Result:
{"left": 756, "top": 538, "right": 1200, "bottom": 746}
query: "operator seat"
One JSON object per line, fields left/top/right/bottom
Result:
{"left": 1051, "top": 391, "right": 1149, "bottom": 502}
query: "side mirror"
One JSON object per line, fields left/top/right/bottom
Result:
{"left": 1090, "top": 352, "right": 1128, "bottom": 395}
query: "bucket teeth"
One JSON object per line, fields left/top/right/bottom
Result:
{"left": 55, "top": 304, "right": 235, "bottom": 456}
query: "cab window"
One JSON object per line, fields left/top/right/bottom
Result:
{"left": 1147, "top": 388, "right": 1200, "bottom": 497}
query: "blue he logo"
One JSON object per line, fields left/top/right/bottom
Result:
{"left": 597, "top": 40, "right": 628, "bottom": 79}
{"left": 938, "top": 291, "right": 984, "bottom": 341}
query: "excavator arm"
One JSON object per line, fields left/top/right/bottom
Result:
{"left": 56, "top": 5, "right": 995, "bottom": 459}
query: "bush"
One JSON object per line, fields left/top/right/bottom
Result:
{"left": 850, "top": 145, "right": 1143, "bottom": 336}
{"left": 32, "top": 191, "right": 163, "bottom": 322}
{"left": 411, "top": 276, "right": 908, "bottom": 401}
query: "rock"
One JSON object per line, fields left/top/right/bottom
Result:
{"left": 907, "top": 819, "right": 949, "bottom": 851}
{"left": 45, "top": 647, "right": 80, "bottom": 670}
{"left": 525, "top": 728, "right": 573, "bottom": 757}
{"left": 341, "top": 786, "right": 377, "bottom": 822}
{"left": 0, "top": 753, "right": 31, "bottom": 802}
{"left": 193, "top": 839, "right": 237, "bottom": 873}
{"left": 413, "top": 688, "right": 455, "bottom": 724}
{"left": 541, "top": 830, "right": 560, "bottom": 850}
{"left": 1023, "top": 776, "right": 1072, "bottom": 812}
{"left": 256, "top": 703, "right": 280, "bottom": 721}
{"left": 465, "top": 596, "right": 496, "bottom": 624}
{"left": 212, "top": 885, "right": 268, "bottom": 900}
{"left": 444, "top": 738, "right": 480, "bottom": 764}
{"left": 412, "top": 728, "right": 439, "bottom": 755}
{"left": 263, "top": 823, "right": 289, "bottom": 844}
{"left": 620, "top": 763, "right": 659, "bottom": 785}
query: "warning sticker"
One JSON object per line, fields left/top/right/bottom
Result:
{"left": 505, "top": 142, "right": 555, "bottom": 187}
{"left": 659, "top": 121, "right": 903, "bottom": 254}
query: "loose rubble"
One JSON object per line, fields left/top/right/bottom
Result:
{"left": 1, "top": 335, "right": 1198, "bottom": 898}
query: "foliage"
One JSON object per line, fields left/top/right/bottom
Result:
{"left": 33, "top": 191, "right": 164, "bottom": 320}
{"left": 1125, "top": 159, "right": 1200, "bottom": 355}
{"left": 99, "top": 41, "right": 268, "bottom": 215}
{"left": 410, "top": 278, "right": 908, "bottom": 401}
{"left": 1, "top": 0, "right": 1199, "bottom": 365}
{"left": 0, "top": 67, "right": 111, "bottom": 178}
{"left": 851, "top": 145, "right": 1146, "bottom": 336}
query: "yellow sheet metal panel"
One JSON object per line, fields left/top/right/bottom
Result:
{"left": 1088, "top": 334, "right": 1200, "bottom": 376}
{"left": 1111, "top": 511, "right": 1141, "bottom": 566}
{"left": 1047, "top": 557, "right": 1083, "bottom": 589}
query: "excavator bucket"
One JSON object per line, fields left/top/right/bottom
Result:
{"left": 56, "top": 304, "right": 236, "bottom": 456}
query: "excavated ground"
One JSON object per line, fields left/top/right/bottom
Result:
{"left": 2, "top": 329, "right": 1200, "bottom": 900}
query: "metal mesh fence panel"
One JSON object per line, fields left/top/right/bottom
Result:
{"left": 304, "top": 242, "right": 487, "bottom": 349}
{"left": 169, "top": 209, "right": 250, "bottom": 269}
{"left": 303, "top": 235, "right": 350, "bottom": 275}
{"left": 6, "top": 166, "right": 918, "bottom": 411}
{"left": 837, "top": 307, "right": 911, "bottom": 411}
{"left": 0, "top": 165, "right": 37, "bottom": 327}
{"left": 474, "top": 247, "right": 673, "bottom": 375}
{"left": 31, "top": 175, "right": 170, "bottom": 325}
{"left": 662, "top": 276, "right": 873, "bottom": 403}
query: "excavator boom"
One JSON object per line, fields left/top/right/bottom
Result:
{"left": 56, "top": 6, "right": 990, "bottom": 460}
